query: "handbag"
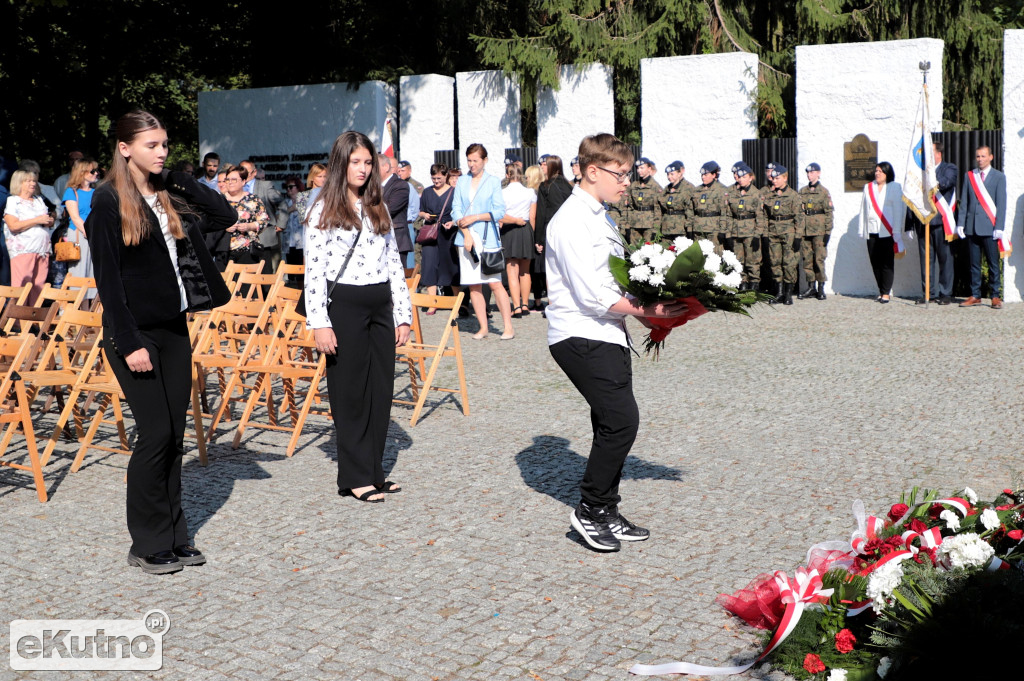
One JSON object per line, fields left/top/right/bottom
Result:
{"left": 295, "top": 226, "right": 363, "bottom": 318}
{"left": 416, "top": 188, "right": 453, "bottom": 245}
{"left": 54, "top": 189, "right": 82, "bottom": 262}
{"left": 479, "top": 219, "right": 505, "bottom": 275}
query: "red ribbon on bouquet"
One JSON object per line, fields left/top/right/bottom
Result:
{"left": 644, "top": 296, "right": 708, "bottom": 343}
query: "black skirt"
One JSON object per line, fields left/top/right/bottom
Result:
{"left": 501, "top": 223, "right": 535, "bottom": 260}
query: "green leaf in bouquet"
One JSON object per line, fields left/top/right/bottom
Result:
{"left": 664, "top": 242, "right": 706, "bottom": 288}
{"left": 608, "top": 255, "right": 632, "bottom": 291}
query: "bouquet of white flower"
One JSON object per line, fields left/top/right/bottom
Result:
{"left": 608, "top": 237, "right": 772, "bottom": 356}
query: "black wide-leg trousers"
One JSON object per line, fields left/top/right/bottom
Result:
{"left": 105, "top": 313, "right": 192, "bottom": 557}
{"left": 324, "top": 283, "right": 395, "bottom": 491}
{"left": 549, "top": 337, "right": 640, "bottom": 508}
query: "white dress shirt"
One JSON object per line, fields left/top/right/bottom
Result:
{"left": 303, "top": 199, "right": 412, "bottom": 330}
{"left": 545, "top": 186, "right": 630, "bottom": 347}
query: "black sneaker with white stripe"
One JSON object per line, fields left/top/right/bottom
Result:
{"left": 570, "top": 502, "right": 620, "bottom": 552}
{"left": 607, "top": 507, "right": 650, "bottom": 542}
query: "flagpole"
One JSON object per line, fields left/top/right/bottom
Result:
{"left": 921, "top": 61, "right": 931, "bottom": 307}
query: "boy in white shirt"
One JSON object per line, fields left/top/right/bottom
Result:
{"left": 546, "top": 133, "right": 688, "bottom": 552}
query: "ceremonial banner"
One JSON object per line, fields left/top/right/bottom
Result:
{"left": 902, "top": 85, "right": 938, "bottom": 224}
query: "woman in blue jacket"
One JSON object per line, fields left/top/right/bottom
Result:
{"left": 452, "top": 143, "right": 514, "bottom": 340}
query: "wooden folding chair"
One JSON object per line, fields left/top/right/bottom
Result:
{"left": 0, "top": 284, "right": 31, "bottom": 317}
{"left": 394, "top": 291, "right": 469, "bottom": 426}
{"left": 228, "top": 286, "right": 330, "bottom": 456}
{"left": 0, "top": 336, "right": 48, "bottom": 501}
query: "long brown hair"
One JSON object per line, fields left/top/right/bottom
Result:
{"left": 103, "top": 110, "right": 185, "bottom": 246}
{"left": 311, "top": 131, "right": 391, "bottom": 233}
{"left": 67, "top": 158, "right": 97, "bottom": 191}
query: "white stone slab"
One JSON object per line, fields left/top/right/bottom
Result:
{"left": 796, "top": 38, "right": 944, "bottom": 297}
{"left": 537, "top": 63, "right": 614, "bottom": 179}
{"left": 1002, "top": 29, "right": 1024, "bottom": 302}
{"left": 198, "top": 81, "right": 393, "bottom": 188}
{"left": 398, "top": 74, "right": 455, "bottom": 187}
{"left": 641, "top": 53, "right": 758, "bottom": 185}
{"left": 456, "top": 70, "right": 521, "bottom": 173}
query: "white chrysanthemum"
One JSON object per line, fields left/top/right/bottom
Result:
{"left": 937, "top": 532, "right": 994, "bottom": 569}
{"left": 672, "top": 236, "right": 694, "bottom": 252}
{"left": 649, "top": 250, "right": 676, "bottom": 272}
{"left": 698, "top": 239, "right": 715, "bottom": 256}
{"left": 721, "top": 249, "right": 741, "bottom": 272}
{"left": 866, "top": 558, "right": 904, "bottom": 613}
{"left": 648, "top": 272, "right": 666, "bottom": 286}
{"left": 828, "top": 670, "right": 848, "bottom": 681}
{"left": 877, "top": 657, "right": 892, "bottom": 679}
{"left": 940, "top": 509, "right": 961, "bottom": 531}
{"left": 628, "top": 265, "right": 651, "bottom": 283}
{"left": 629, "top": 250, "right": 647, "bottom": 265}
{"left": 703, "top": 252, "right": 722, "bottom": 274}
{"left": 980, "top": 508, "right": 1000, "bottom": 531}
{"left": 963, "top": 487, "right": 978, "bottom": 504}
{"left": 714, "top": 270, "right": 742, "bottom": 289}
{"left": 639, "top": 243, "right": 662, "bottom": 260}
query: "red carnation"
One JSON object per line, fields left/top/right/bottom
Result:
{"left": 835, "top": 628, "right": 857, "bottom": 654}
{"left": 997, "top": 505, "right": 1013, "bottom": 511}
{"left": 888, "top": 503, "right": 910, "bottom": 523}
{"left": 1004, "top": 489, "right": 1014, "bottom": 494}
{"left": 928, "top": 503, "right": 944, "bottom": 519}
{"left": 909, "top": 518, "right": 928, "bottom": 534}
{"left": 803, "top": 653, "right": 826, "bottom": 674}
{"left": 1008, "top": 530, "right": 1023, "bottom": 541}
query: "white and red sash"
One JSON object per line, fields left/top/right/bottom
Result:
{"left": 868, "top": 182, "right": 904, "bottom": 255}
{"left": 967, "top": 170, "right": 1011, "bottom": 257}
{"left": 937, "top": 190, "right": 957, "bottom": 241}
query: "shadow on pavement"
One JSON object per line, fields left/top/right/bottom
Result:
{"left": 516, "top": 434, "right": 686, "bottom": 507}
{"left": 182, "top": 449, "right": 287, "bottom": 537}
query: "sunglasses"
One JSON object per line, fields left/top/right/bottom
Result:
{"left": 286, "top": 184, "right": 298, "bottom": 189}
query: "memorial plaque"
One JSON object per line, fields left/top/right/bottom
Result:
{"left": 844, "top": 134, "right": 878, "bottom": 193}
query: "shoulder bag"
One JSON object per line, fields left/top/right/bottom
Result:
{"left": 295, "top": 226, "right": 363, "bottom": 318}
{"left": 54, "top": 189, "right": 82, "bottom": 262}
{"left": 416, "top": 188, "right": 453, "bottom": 245}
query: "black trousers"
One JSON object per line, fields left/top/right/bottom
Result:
{"left": 865, "top": 234, "right": 895, "bottom": 295}
{"left": 324, "top": 283, "right": 395, "bottom": 491}
{"left": 105, "top": 314, "right": 192, "bottom": 557}
{"left": 913, "top": 223, "right": 953, "bottom": 297}
{"left": 549, "top": 337, "right": 640, "bottom": 508}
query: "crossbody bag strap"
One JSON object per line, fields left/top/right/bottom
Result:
{"left": 73, "top": 189, "right": 81, "bottom": 244}
{"left": 326, "top": 226, "right": 363, "bottom": 300}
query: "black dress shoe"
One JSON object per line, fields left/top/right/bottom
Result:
{"left": 173, "top": 545, "right": 207, "bottom": 566}
{"left": 937, "top": 295, "right": 952, "bottom": 305}
{"left": 127, "top": 550, "right": 183, "bottom": 575}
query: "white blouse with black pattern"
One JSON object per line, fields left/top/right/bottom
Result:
{"left": 303, "top": 199, "right": 412, "bottom": 330}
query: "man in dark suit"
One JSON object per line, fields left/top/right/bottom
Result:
{"left": 909, "top": 142, "right": 958, "bottom": 305}
{"left": 379, "top": 154, "right": 413, "bottom": 263}
{"left": 957, "top": 145, "right": 1007, "bottom": 309}
{"left": 239, "top": 159, "right": 284, "bottom": 274}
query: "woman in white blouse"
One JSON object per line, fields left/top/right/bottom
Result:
{"left": 858, "top": 161, "right": 905, "bottom": 303}
{"left": 305, "top": 131, "right": 412, "bottom": 504}
{"left": 3, "top": 170, "right": 55, "bottom": 306}
{"left": 498, "top": 165, "right": 536, "bottom": 317}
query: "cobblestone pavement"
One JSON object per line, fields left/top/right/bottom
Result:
{"left": 2, "top": 294, "right": 1023, "bottom": 680}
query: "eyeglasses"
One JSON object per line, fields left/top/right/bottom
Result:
{"left": 597, "top": 167, "right": 631, "bottom": 184}
{"left": 225, "top": 177, "right": 242, "bottom": 183}
{"left": 286, "top": 184, "right": 298, "bottom": 189}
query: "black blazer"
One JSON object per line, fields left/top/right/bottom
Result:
{"left": 381, "top": 174, "right": 412, "bottom": 252}
{"left": 87, "top": 171, "right": 234, "bottom": 356}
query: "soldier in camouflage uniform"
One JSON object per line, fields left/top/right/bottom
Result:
{"left": 658, "top": 160, "right": 693, "bottom": 241}
{"left": 689, "top": 161, "right": 729, "bottom": 254}
{"left": 625, "top": 157, "right": 662, "bottom": 245}
{"left": 608, "top": 193, "right": 630, "bottom": 243}
{"left": 762, "top": 164, "right": 804, "bottom": 305}
{"left": 726, "top": 162, "right": 765, "bottom": 291}
{"left": 796, "top": 162, "right": 834, "bottom": 300}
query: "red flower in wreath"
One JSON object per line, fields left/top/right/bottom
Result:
{"left": 908, "top": 518, "right": 928, "bottom": 534}
{"left": 803, "top": 653, "right": 826, "bottom": 674}
{"left": 888, "top": 503, "right": 910, "bottom": 523}
{"left": 835, "top": 628, "right": 856, "bottom": 654}
{"left": 1008, "top": 529, "right": 1024, "bottom": 541}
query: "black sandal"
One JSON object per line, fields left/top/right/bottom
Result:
{"left": 375, "top": 481, "right": 401, "bottom": 494}
{"left": 339, "top": 488, "right": 385, "bottom": 503}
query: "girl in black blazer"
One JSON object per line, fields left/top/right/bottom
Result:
{"left": 87, "top": 110, "right": 233, "bottom": 574}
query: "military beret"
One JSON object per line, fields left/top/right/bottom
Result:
{"left": 571, "top": 156, "right": 579, "bottom": 165}
{"left": 397, "top": 160, "right": 411, "bottom": 168}
{"left": 805, "top": 162, "right": 821, "bottom": 172}
{"left": 766, "top": 161, "right": 776, "bottom": 170}
{"left": 635, "top": 157, "right": 654, "bottom": 168}
{"left": 538, "top": 154, "right": 550, "bottom": 164}
{"left": 665, "top": 160, "right": 684, "bottom": 173}
{"left": 731, "top": 162, "right": 752, "bottom": 176}
{"left": 700, "top": 161, "right": 720, "bottom": 175}
{"left": 504, "top": 153, "right": 521, "bottom": 165}
{"left": 770, "top": 165, "right": 788, "bottom": 178}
